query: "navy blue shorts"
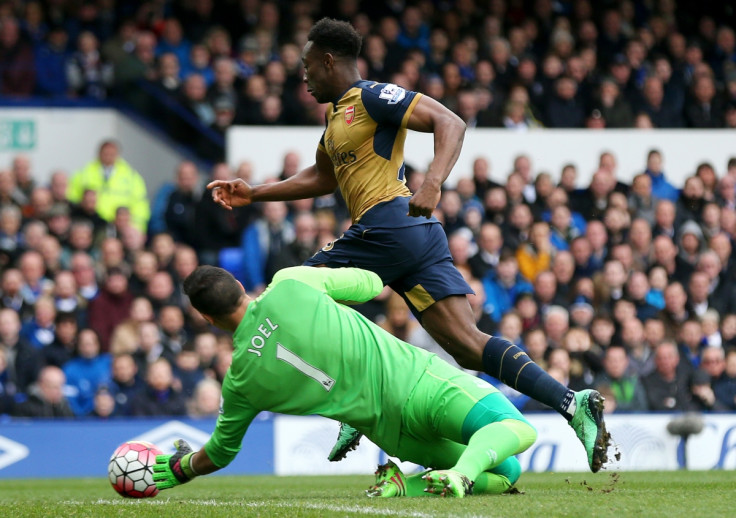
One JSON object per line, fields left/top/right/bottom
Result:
{"left": 304, "top": 197, "right": 472, "bottom": 317}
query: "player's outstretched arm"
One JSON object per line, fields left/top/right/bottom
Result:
{"left": 207, "top": 149, "right": 338, "bottom": 210}
{"left": 405, "top": 95, "right": 466, "bottom": 218}
{"left": 273, "top": 266, "right": 383, "bottom": 304}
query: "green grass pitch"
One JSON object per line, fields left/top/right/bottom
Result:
{"left": 0, "top": 471, "right": 732, "bottom": 517}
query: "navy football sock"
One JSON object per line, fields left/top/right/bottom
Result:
{"left": 481, "top": 336, "right": 575, "bottom": 419}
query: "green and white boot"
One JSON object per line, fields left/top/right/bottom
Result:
{"left": 569, "top": 389, "right": 610, "bottom": 473}
{"left": 327, "top": 422, "right": 362, "bottom": 462}
{"left": 422, "top": 470, "right": 473, "bottom": 498}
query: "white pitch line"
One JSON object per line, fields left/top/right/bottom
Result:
{"left": 59, "top": 498, "right": 438, "bottom": 517}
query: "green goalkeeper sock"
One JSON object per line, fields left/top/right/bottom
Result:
{"left": 472, "top": 473, "right": 513, "bottom": 495}
{"left": 452, "top": 419, "right": 533, "bottom": 481}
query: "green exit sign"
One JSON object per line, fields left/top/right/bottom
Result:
{"left": 0, "top": 120, "right": 36, "bottom": 150}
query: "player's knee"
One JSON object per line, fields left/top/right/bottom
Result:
{"left": 506, "top": 418, "right": 538, "bottom": 452}
{"left": 519, "top": 421, "right": 538, "bottom": 451}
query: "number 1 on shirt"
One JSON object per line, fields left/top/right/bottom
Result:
{"left": 276, "top": 343, "right": 336, "bottom": 391}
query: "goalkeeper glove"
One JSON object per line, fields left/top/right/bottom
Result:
{"left": 152, "top": 439, "right": 199, "bottom": 490}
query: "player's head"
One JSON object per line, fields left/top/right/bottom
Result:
{"left": 183, "top": 266, "right": 245, "bottom": 323}
{"left": 303, "top": 18, "right": 362, "bottom": 103}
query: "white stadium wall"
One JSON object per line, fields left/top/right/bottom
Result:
{"left": 227, "top": 126, "right": 736, "bottom": 188}
{"left": 274, "top": 413, "right": 736, "bottom": 475}
{"left": 0, "top": 107, "right": 186, "bottom": 199}
{"left": 2, "top": 413, "right": 735, "bottom": 477}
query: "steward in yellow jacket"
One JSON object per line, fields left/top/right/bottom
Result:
{"left": 67, "top": 140, "right": 150, "bottom": 233}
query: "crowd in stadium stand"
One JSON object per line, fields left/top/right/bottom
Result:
{"left": 2, "top": 1, "right": 736, "bottom": 419}
{"left": 0, "top": 1, "right": 735, "bottom": 133}
{"left": 3, "top": 140, "right": 736, "bottom": 418}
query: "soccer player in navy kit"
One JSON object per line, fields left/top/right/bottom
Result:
{"left": 208, "top": 18, "right": 610, "bottom": 473}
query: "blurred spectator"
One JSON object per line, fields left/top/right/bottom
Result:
{"left": 100, "top": 19, "right": 136, "bottom": 66}
{"left": 67, "top": 140, "right": 150, "bottom": 233}
{"left": 685, "top": 76, "right": 725, "bottom": 128}
{"left": 66, "top": 31, "right": 113, "bottom": 99}
{"left": 114, "top": 30, "right": 157, "bottom": 105}
{"left": 642, "top": 341, "right": 694, "bottom": 411}
{"left": 0, "top": 308, "right": 41, "bottom": 395}
{"left": 516, "top": 221, "right": 551, "bottom": 282}
{"left": 19, "top": 250, "right": 53, "bottom": 307}
{"left": 626, "top": 271, "right": 659, "bottom": 322}
{"left": 481, "top": 251, "right": 532, "bottom": 323}
{"left": 688, "top": 271, "right": 715, "bottom": 318}
{"left": 70, "top": 252, "right": 99, "bottom": 302}
{"left": 594, "top": 341, "right": 650, "bottom": 411}
{"left": 62, "top": 328, "right": 111, "bottom": 416}
{"left": 109, "top": 296, "right": 154, "bottom": 356}
{"left": 240, "top": 201, "right": 294, "bottom": 293}
{"left": 43, "top": 312, "right": 78, "bottom": 368}
{"left": 181, "top": 44, "right": 214, "bottom": 85}
{"left": 188, "top": 378, "right": 222, "bottom": 417}
{"left": 269, "top": 212, "right": 319, "bottom": 273}
{"left": 0, "top": 17, "right": 36, "bottom": 96}
{"left": 645, "top": 150, "right": 679, "bottom": 202}
{"left": 87, "top": 267, "right": 134, "bottom": 351}
{"left": 35, "top": 25, "right": 70, "bottom": 97}
{"left": 173, "top": 347, "right": 204, "bottom": 398}
{"left": 20, "top": 295, "right": 56, "bottom": 349}
{"left": 469, "top": 222, "right": 503, "bottom": 279}
{"left": 90, "top": 386, "right": 116, "bottom": 418}
{"left": 162, "top": 161, "right": 201, "bottom": 247}
{"left": 714, "top": 348, "right": 736, "bottom": 410}
{"left": 156, "top": 18, "right": 190, "bottom": 65}
{"left": 195, "top": 164, "right": 251, "bottom": 265}
{"left": 0, "top": 348, "right": 15, "bottom": 414}
{"left": 378, "top": 293, "right": 420, "bottom": 343}
{"left": 146, "top": 270, "right": 179, "bottom": 315}
{"left": 109, "top": 353, "right": 144, "bottom": 416}
{"left": 637, "top": 76, "right": 684, "bottom": 128}
{"left": 129, "top": 358, "right": 187, "bottom": 417}
{"left": 545, "top": 76, "right": 585, "bottom": 128}
{"left": 701, "top": 346, "right": 727, "bottom": 383}
{"left": 595, "top": 77, "right": 634, "bottom": 128}
{"left": 12, "top": 365, "right": 73, "bottom": 418}
{"left": 653, "top": 201, "right": 678, "bottom": 241}
{"left": 0, "top": 205, "right": 23, "bottom": 268}
{"left": 158, "top": 305, "right": 188, "bottom": 363}
{"left": 628, "top": 175, "right": 656, "bottom": 226}
{"left": 154, "top": 52, "right": 182, "bottom": 95}
{"left": 150, "top": 232, "right": 177, "bottom": 273}
{"left": 207, "top": 57, "right": 239, "bottom": 111}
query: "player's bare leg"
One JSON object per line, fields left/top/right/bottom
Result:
{"left": 421, "top": 295, "right": 610, "bottom": 473}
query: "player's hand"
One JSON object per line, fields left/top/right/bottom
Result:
{"left": 207, "top": 178, "right": 253, "bottom": 210}
{"left": 152, "top": 439, "right": 198, "bottom": 490}
{"left": 408, "top": 184, "right": 441, "bottom": 218}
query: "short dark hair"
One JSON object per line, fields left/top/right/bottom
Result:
{"left": 308, "top": 18, "right": 362, "bottom": 59}
{"left": 183, "top": 266, "right": 244, "bottom": 318}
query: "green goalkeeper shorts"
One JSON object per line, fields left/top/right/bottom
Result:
{"left": 393, "top": 355, "right": 529, "bottom": 468}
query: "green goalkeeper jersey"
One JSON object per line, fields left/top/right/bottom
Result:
{"left": 204, "top": 266, "right": 434, "bottom": 468}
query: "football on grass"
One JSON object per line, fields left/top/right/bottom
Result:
{"left": 108, "top": 440, "right": 162, "bottom": 498}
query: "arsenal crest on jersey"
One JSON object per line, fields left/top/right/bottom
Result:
{"left": 345, "top": 105, "right": 355, "bottom": 125}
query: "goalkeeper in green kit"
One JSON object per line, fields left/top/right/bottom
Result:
{"left": 153, "top": 265, "right": 537, "bottom": 498}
